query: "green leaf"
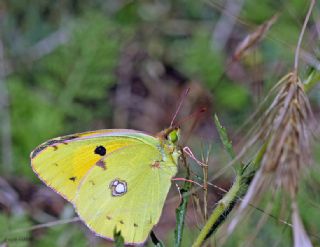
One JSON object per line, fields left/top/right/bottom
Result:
{"left": 214, "top": 114, "right": 236, "bottom": 159}
{"left": 174, "top": 181, "right": 192, "bottom": 247}
{"left": 113, "top": 228, "right": 125, "bottom": 247}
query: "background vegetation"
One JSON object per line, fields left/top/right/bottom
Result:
{"left": 0, "top": 0, "right": 319, "bottom": 246}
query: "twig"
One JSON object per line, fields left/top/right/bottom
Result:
{"left": 10, "top": 217, "right": 80, "bottom": 234}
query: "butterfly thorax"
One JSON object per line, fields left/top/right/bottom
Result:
{"left": 156, "top": 127, "right": 181, "bottom": 165}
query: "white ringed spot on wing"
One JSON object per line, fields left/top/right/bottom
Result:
{"left": 109, "top": 179, "right": 127, "bottom": 196}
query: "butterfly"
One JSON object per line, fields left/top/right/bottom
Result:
{"left": 30, "top": 127, "right": 180, "bottom": 245}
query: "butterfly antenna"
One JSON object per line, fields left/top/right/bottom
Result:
{"left": 170, "top": 87, "right": 190, "bottom": 127}
{"left": 174, "top": 107, "right": 207, "bottom": 128}
{"left": 174, "top": 107, "right": 207, "bottom": 146}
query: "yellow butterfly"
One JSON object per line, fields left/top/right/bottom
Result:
{"left": 30, "top": 127, "right": 180, "bottom": 244}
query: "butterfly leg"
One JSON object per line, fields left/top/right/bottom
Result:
{"left": 183, "top": 146, "right": 207, "bottom": 167}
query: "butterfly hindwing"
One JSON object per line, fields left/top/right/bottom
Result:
{"left": 75, "top": 143, "right": 177, "bottom": 244}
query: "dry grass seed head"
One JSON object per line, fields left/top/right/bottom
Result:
{"left": 228, "top": 72, "right": 314, "bottom": 236}
{"left": 260, "top": 72, "right": 312, "bottom": 196}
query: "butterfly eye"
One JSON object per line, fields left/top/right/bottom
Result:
{"left": 168, "top": 130, "right": 179, "bottom": 143}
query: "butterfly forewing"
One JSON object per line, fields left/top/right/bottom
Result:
{"left": 30, "top": 130, "right": 157, "bottom": 202}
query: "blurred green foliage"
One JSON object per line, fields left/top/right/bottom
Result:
{"left": 7, "top": 12, "right": 125, "bottom": 176}
{"left": 0, "top": 214, "right": 31, "bottom": 247}
{"left": 34, "top": 224, "right": 89, "bottom": 247}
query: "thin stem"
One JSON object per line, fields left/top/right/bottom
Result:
{"left": 192, "top": 141, "right": 267, "bottom": 247}
{"left": 294, "top": 0, "right": 315, "bottom": 71}
{"left": 192, "top": 175, "right": 242, "bottom": 247}
{"left": 203, "top": 153, "right": 208, "bottom": 221}
{"left": 174, "top": 148, "right": 192, "bottom": 247}
{"left": 10, "top": 217, "right": 80, "bottom": 234}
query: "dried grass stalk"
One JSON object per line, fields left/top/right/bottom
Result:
{"left": 228, "top": 72, "right": 314, "bottom": 245}
{"left": 292, "top": 201, "right": 313, "bottom": 247}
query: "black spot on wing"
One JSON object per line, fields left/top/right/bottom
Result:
{"left": 69, "top": 176, "right": 76, "bottom": 182}
{"left": 94, "top": 146, "right": 106, "bottom": 156}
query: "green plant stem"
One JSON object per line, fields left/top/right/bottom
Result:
{"left": 192, "top": 174, "right": 241, "bottom": 247}
{"left": 174, "top": 149, "right": 192, "bottom": 247}
{"left": 174, "top": 181, "right": 192, "bottom": 247}
{"left": 191, "top": 139, "right": 267, "bottom": 246}
{"left": 252, "top": 142, "right": 267, "bottom": 170}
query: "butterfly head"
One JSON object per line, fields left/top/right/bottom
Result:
{"left": 167, "top": 128, "right": 180, "bottom": 144}
{"left": 156, "top": 126, "right": 180, "bottom": 144}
